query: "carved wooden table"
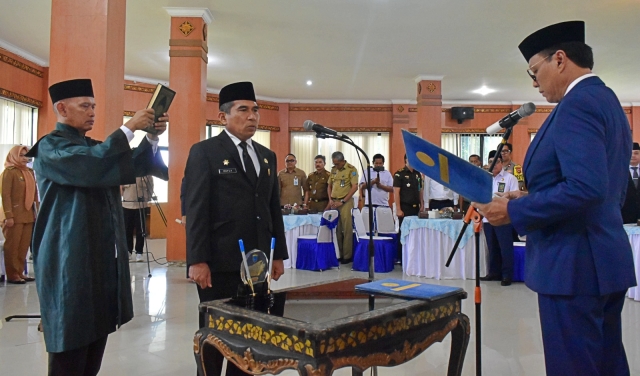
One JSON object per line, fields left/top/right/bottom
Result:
{"left": 194, "top": 278, "right": 469, "bottom": 376}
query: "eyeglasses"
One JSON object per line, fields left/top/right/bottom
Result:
{"left": 285, "top": 159, "right": 296, "bottom": 163}
{"left": 527, "top": 53, "right": 554, "bottom": 82}
{"left": 500, "top": 150, "right": 511, "bottom": 154}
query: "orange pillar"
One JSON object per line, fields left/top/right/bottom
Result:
{"left": 37, "top": 67, "right": 53, "bottom": 139}
{"left": 272, "top": 103, "right": 290, "bottom": 172}
{"left": 415, "top": 76, "right": 443, "bottom": 146}
{"left": 165, "top": 8, "right": 212, "bottom": 262}
{"left": 390, "top": 101, "right": 411, "bottom": 173}
{"left": 632, "top": 105, "right": 640, "bottom": 144}
{"left": 48, "top": 0, "right": 126, "bottom": 140}
{"left": 510, "top": 103, "right": 530, "bottom": 164}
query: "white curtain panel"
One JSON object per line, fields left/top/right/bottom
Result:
{"left": 0, "top": 98, "right": 37, "bottom": 146}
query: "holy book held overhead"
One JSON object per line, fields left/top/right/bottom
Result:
{"left": 145, "top": 84, "right": 176, "bottom": 134}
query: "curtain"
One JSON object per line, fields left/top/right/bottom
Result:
{"left": 0, "top": 98, "right": 37, "bottom": 146}
{"left": 290, "top": 132, "right": 390, "bottom": 198}
{"left": 441, "top": 134, "right": 458, "bottom": 155}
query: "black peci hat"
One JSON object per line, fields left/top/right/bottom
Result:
{"left": 518, "top": 21, "right": 585, "bottom": 62}
{"left": 48, "top": 78, "right": 94, "bottom": 104}
{"left": 218, "top": 81, "right": 256, "bottom": 106}
{"left": 633, "top": 142, "right": 640, "bottom": 151}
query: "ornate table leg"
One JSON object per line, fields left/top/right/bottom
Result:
{"left": 447, "top": 314, "right": 470, "bottom": 376}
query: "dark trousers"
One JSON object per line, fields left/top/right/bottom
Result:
{"left": 123, "top": 208, "right": 144, "bottom": 254}
{"left": 538, "top": 291, "right": 630, "bottom": 376}
{"left": 48, "top": 336, "right": 108, "bottom": 376}
{"left": 482, "top": 222, "right": 514, "bottom": 280}
{"left": 429, "top": 199, "right": 454, "bottom": 210}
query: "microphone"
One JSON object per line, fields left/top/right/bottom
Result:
{"left": 303, "top": 120, "right": 347, "bottom": 139}
{"left": 485, "top": 102, "right": 536, "bottom": 135}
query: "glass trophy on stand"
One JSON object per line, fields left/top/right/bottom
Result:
{"left": 232, "top": 248, "right": 274, "bottom": 312}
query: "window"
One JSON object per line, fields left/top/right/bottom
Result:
{"left": 441, "top": 133, "right": 503, "bottom": 165}
{"left": 124, "top": 116, "right": 168, "bottom": 202}
{"left": 0, "top": 98, "right": 38, "bottom": 173}
{"left": 290, "top": 132, "right": 390, "bottom": 185}
{"left": 206, "top": 125, "right": 271, "bottom": 149}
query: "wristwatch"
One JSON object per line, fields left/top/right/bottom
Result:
{"left": 340, "top": 199, "right": 345, "bottom": 204}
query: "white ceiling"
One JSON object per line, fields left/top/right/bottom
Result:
{"left": 1, "top": 0, "right": 639, "bottom": 104}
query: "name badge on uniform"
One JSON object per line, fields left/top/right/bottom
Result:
{"left": 340, "top": 179, "right": 345, "bottom": 187}
{"left": 219, "top": 168, "right": 237, "bottom": 174}
{"left": 294, "top": 176, "right": 299, "bottom": 186}
{"left": 497, "top": 182, "right": 506, "bottom": 193}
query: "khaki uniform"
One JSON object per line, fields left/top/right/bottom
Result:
{"left": 1, "top": 167, "right": 38, "bottom": 280}
{"left": 329, "top": 162, "right": 358, "bottom": 260}
{"left": 305, "top": 169, "right": 330, "bottom": 212}
{"left": 503, "top": 161, "right": 526, "bottom": 191}
{"left": 278, "top": 167, "right": 307, "bottom": 206}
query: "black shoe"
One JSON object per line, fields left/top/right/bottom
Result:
{"left": 0, "top": 275, "right": 4, "bottom": 283}
{"left": 501, "top": 279, "right": 512, "bottom": 286}
{"left": 340, "top": 258, "right": 352, "bottom": 264}
{"left": 479, "top": 275, "right": 500, "bottom": 281}
{"left": 7, "top": 279, "right": 26, "bottom": 284}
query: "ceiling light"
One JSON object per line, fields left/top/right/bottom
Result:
{"left": 472, "top": 86, "right": 496, "bottom": 96}
{"left": 306, "top": 80, "right": 313, "bottom": 86}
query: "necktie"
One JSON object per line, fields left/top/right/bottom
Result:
{"left": 633, "top": 167, "right": 639, "bottom": 188}
{"left": 239, "top": 141, "right": 258, "bottom": 186}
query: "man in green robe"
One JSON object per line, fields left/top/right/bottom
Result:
{"left": 27, "top": 79, "right": 169, "bottom": 376}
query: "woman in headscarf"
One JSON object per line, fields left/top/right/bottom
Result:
{"left": 1, "top": 145, "right": 38, "bottom": 284}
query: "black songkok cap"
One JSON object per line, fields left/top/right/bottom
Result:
{"left": 488, "top": 150, "right": 497, "bottom": 159}
{"left": 48, "top": 79, "right": 94, "bottom": 104}
{"left": 218, "top": 81, "right": 256, "bottom": 106}
{"left": 518, "top": 21, "right": 585, "bottom": 62}
{"left": 634, "top": 142, "right": 640, "bottom": 151}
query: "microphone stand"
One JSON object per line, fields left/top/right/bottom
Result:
{"left": 315, "top": 132, "right": 376, "bottom": 311}
{"left": 444, "top": 126, "right": 513, "bottom": 376}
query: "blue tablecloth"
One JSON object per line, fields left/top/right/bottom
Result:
{"left": 352, "top": 238, "right": 395, "bottom": 273}
{"left": 400, "top": 217, "right": 474, "bottom": 247}
{"left": 283, "top": 214, "right": 322, "bottom": 232}
{"left": 296, "top": 238, "right": 339, "bottom": 271}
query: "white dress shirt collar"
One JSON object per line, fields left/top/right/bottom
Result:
{"left": 565, "top": 73, "right": 597, "bottom": 96}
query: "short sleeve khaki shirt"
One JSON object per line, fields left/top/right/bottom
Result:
{"left": 329, "top": 162, "right": 358, "bottom": 199}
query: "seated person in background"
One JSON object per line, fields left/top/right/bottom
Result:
{"left": 278, "top": 153, "right": 307, "bottom": 207}
{"left": 480, "top": 154, "right": 519, "bottom": 286}
{"left": 423, "top": 176, "right": 460, "bottom": 211}
{"left": 359, "top": 153, "right": 393, "bottom": 208}
{"left": 303, "top": 155, "right": 330, "bottom": 212}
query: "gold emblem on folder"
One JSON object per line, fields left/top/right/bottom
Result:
{"left": 223, "top": 160, "right": 229, "bottom": 166}
{"left": 268, "top": 168, "right": 271, "bottom": 176}
{"left": 264, "top": 158, "right": 268, "bottom": 164}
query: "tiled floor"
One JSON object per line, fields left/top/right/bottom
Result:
{"left": 1, "top": 239, "right": 639, "bottom": 375}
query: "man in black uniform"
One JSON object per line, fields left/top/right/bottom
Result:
{"left": 622, "top": 142, "right": 640, "bottom": 223}
{"left": 184, "top": 81, "right": 288, "bottom": 376}
{"left": 393, "top": 154, "right": 424, "bottom": 263}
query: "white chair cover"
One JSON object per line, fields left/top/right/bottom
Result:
{"left": 361, "top": 206, "right": 371, "bottom": 233}
{"left": 375, "top": 207, "right": 397, "bottom": 234}
{"left": 318, "top": 210, "right": 339, "bottom": 244}
{"left": 352, "top": 208, "right": 392, "bottom": 241}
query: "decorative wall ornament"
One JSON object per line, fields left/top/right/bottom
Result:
{"left": 124, "top": 84, "right": 155, "bottom": 94}
{"left": 441, "top": 128, "right": 504, "bottom": 133}
{"left": 397, "top": 106, "right": 404, "bottom": 113}
{"left": 123, "top": 110, "right": 136, "bottom": 117}
{"left": 290, "top": 127, "right": 392, "bottom": 133}
{"left": 290, "top": 106, "right": 392, "bottom": 112}
{"left": 427, "top": 83, "right": 437, "bottom": 93}
{"left": 206, "top": 95, "right": 219, "bottom": 102}
{"left": 535, "top": 108, "right": 554, "bottom": 113}
{"left": 179, "top": 21, "right": 195, "bottom": 36}
{"left": 0, "top": 52, "right": 43, "bottom": 78}
{"left": 409, "top": 108, "right": 417, "bottom": 112}
{"left": 0, "top": 87, "right": 42, "bottom": 107}
{"left": 623, "top": 108, "right": 631, "bottom": 114}
{"left": 206, "top": 96, "right": 279, "bottom": 111}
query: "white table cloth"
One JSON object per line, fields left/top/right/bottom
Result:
{"left": 623, "top": 224, "right": 640, "bottom": 301}
{"left": 401, "top": 217, "right": 487, "bottom": 280}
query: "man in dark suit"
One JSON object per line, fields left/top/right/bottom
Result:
{"left": 474, "top": 21, "right": 636, "bottom": 376}
{"left": 184, "top": 81, "right": 288, "bottom": 376}
{"left": 621, "top": 142, "right": 640, "bottom": 224}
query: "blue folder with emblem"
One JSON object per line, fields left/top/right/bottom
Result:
{"left": 355, "top": 279, "right": 464, "bottom": 301}
{"left": 402, "top": 129, "right": 492, "bottom": 204}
